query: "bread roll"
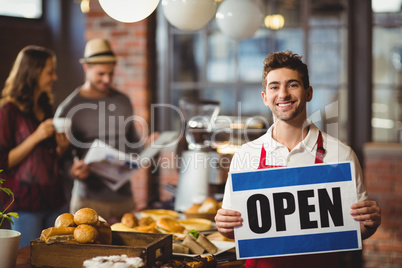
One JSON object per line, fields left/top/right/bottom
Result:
{"left": 186, "top": 204, "right": 201, "bottom": 213}
{"left": 138, "top": 216, "right": 155, "bottom": 226}
{"left": 74, "top": 224, "right": 99, "bottom": 244}
{"left": 55, "top": 213, "right": 76, "bottom": 228}
{"left": 198, "top": 197, "right": 218, "bottom": 213}
{"left": 121, "top": 212, "right": 138, "bottom": 228}
{"left": 133, "top": 222, "right": 159, "bottom": 233}
{"left": 156, "top": 217, "right": 185, "bottom": 234}
{"left": 74, "top": 208, "right": 99, "bottom": 226}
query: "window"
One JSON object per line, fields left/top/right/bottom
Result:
{"left": 157, "top": 0, "right": 349, "bottom": 142}
{"left": 372, "top": 2, "right": 402, "bottom": 142}
{"left": 0, "top": 0, "right": 42, "bottom": 19}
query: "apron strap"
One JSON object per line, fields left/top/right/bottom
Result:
{"left": 315, "top": 131, "right": 325, "bottom": 164}
{"left": 258, "top": 131, "right": 326, "bottom": 169}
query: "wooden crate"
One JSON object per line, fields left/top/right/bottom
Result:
{"left": 30, "top": 231, "right": 172, "bottom": 268}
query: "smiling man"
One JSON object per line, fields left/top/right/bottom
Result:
{"left": 215, "top": 51, "right": 381, "bottom": 268}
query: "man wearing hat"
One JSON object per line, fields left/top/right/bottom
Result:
{"left": 55, "top": 38, "right": 149, "bottom": 220}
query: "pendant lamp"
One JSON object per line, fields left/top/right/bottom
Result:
{"left": 99, "top": 0, "right": 160, "bottom": 23}
{"left": 162, "top": 0, "right": 217, "bottom": 31}
{"left": 216, "top": 0, "right": 263, "bottom": 40}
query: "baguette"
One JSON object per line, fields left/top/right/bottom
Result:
{"left": 40, "top": 226, "right": 76, "bottom": 244}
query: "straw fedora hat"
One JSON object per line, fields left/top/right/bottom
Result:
{"left": 79, "top": 38, "right": 117, "bottom": 64}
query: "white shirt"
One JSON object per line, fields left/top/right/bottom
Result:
{"left": 222, "top": 123, "right": 368, "bottom": 209}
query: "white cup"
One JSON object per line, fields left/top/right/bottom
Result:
{"left": 0, "top": 229, "right": 21, "bottom": 268}
{"left": 52, "top": 117, "right": 72, "bottom": 133}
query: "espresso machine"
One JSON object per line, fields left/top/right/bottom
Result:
{"left": 174, "top": 99, "right": 220, "bottom": 212}
{"left": 173, "top": 99, "right": 268, "bottom": 212}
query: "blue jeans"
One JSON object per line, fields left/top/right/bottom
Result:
{"left": 11, "top": 209, "right": 63, "bottom": 248}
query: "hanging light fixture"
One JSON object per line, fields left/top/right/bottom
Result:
{"left": 216, "top": 0, "right": 263, "bottom": 40}
{"left": 162, "top": 0, "right": 217, "bottom": 31}
{"left": 98, "top": 0, "right": 160, "bottom": 23}
{"left": 80, "top": 0, "right": 90, "bottom": 13}
{"left": 264, "top": 14, "right": 285, "bottom": 30}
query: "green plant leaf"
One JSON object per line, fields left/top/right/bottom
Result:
{"left": 1, "top": 187, "right": 13, "bottom": 196}
{"left": 0, "top": 170, "right": 19, "bottom": 227}
{"left": 7, "top": 212, "right": 19, "bottom": 219}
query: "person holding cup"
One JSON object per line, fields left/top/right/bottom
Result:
{"left": 0, "top": 45, "right": 69, "bottom": 248}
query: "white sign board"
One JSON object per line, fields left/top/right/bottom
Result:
{"left": 230, "top": 162, "right": 362, "bottom": 259}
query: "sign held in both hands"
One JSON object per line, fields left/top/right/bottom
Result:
{"left": 230, "top": 162, "right": 362, "bottom": 259}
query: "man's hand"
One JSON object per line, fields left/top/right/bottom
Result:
{"left": 350, "top": 200, "right": 381, "bottom": 239}
{"left": 215, "top": 208, "right": 243, "bottom": 240}
{"left": 70, "top": 159, "right": 90, "bottom": 180}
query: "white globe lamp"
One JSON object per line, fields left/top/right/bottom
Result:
{"left": 99, "top": 0, "right": 160, "bottom": 23}
{"left": 216, "top": 0, "right": 263, "bottom": 40}
{"left": 162, "top": 0, "right": 217, "bottom": 31}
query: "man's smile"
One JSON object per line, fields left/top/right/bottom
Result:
{"left": 277, "top": 101, "right": 295, "bottom": 108}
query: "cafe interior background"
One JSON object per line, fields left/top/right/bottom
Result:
{"left": 0, "top": 0, "right": 401, "bottom": 267}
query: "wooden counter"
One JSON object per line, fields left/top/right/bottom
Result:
{"left": 16, "top": 246, "right": 30, "bottom": 268}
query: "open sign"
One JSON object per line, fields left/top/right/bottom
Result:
{"left": 230, "top": 162, "right": 362, "bottom": 259}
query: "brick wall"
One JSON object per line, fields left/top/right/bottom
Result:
{"left": 85, "top": 1, "right": 155, "bottom": 210}
{"left": 363, "top": 143, "right": 402, "bottom": 268}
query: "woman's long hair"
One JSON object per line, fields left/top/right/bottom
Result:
{"left": 0, "top": 45, "right": 56, "bottom": 116}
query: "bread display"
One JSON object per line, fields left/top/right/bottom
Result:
{"left": 40, "top": 208, "right": 112, "bottom": 245}
{"left": 111, "top": 208, "right": 221, "bottom": 256}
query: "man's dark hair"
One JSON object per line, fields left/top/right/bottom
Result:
{"left": 262, "top": 50, "right": 310, "bottom": 91}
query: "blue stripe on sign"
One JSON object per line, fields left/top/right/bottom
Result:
{"left": 238, "top": 230, "right": 359, "bottom": 258}
{"left": 231, "top": 162, "right": 352, "bottom": 192}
